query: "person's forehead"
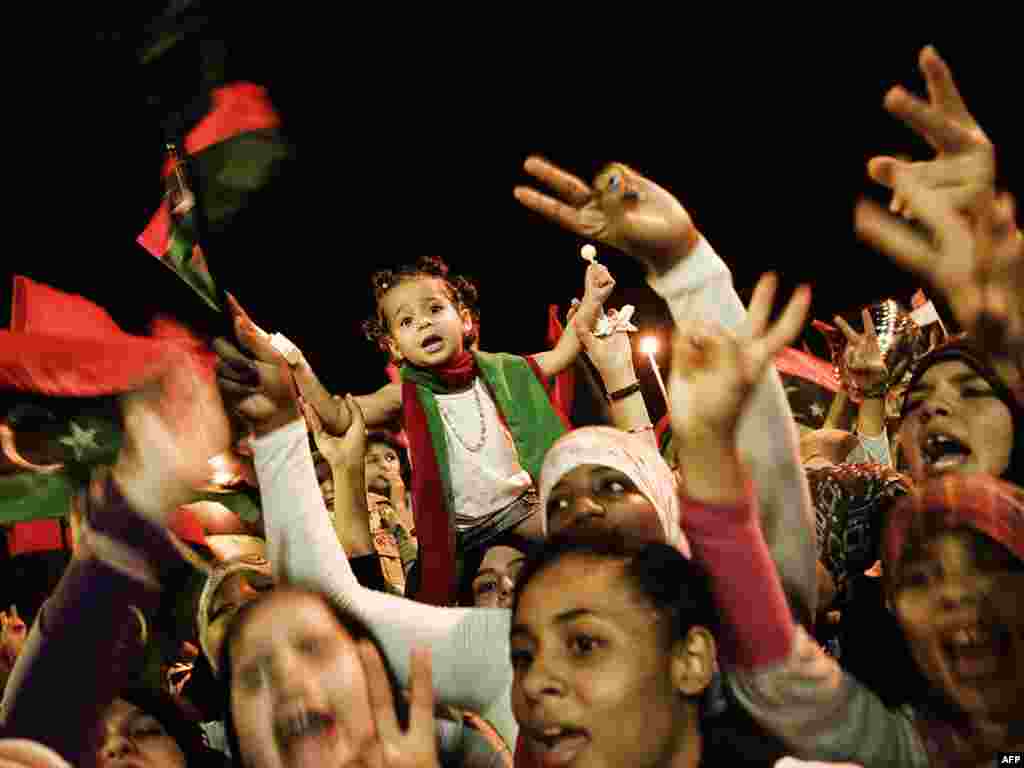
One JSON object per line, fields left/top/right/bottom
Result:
{"left": 382, "top": 279, "right": 448, "bottom": 313}
{"left": 905, "top": 528, "right": 1001, "bottom": 567}
{"left": 235, "top": 591, "right": 340, "bottom": 654}
{"left": 366, "top": 442, "right": 398, "bottom": 457}
{"left": 918, "top": 359, "right": 980, "bottom": 386}
{"left": 480, "top": 545, "right": 526, "bottom": 572}
{"left": 516, "top": 555, "right": 635, "bottom": 624}
{"left": 554, "top": 463, "right": 627, "bottom": 488}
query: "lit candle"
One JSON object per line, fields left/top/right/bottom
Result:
{"left": 640, "top": 336, "right": 669, "bottom": 410}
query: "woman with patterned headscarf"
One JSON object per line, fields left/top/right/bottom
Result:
{"left": 537, "top": 426, "right": 690, "bottom": 555}
{"left": 721, "top": 472, "right": 1024, "bottom": 768}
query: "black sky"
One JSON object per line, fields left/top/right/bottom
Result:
{"left": 9, "top": 19, "right": 1019, "bottom": 425}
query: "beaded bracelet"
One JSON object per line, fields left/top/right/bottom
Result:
{"left": 608, "top": 381, "right": 642, "bottom": 402}
{"left": 628, "top": 424, "right": 654, "bottom": 434}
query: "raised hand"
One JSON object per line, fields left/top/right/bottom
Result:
{"left": 571, "top": 262, "right": 617, "bottom": 338}
{"left": 360, "top": 642, "right": 440, "bottom": 768}
{"left": 670, "top": 274, "right": 811, "bottom": 443}
{"left": 856, "top": 174, "right": 1023, "bottom": 358}
{"left": 214, "top": 293, "right": 301, "bottom": 437}
{"left": 834, "top": 309, "right": 888, "bottom": 402}
{"left": 575, "top": 309, "right": 637, "bottom": 390}
{"left": 113, "top": 351, "right": 232, "bottom": 522}
{"left": 304, "top": 395, "right": 367, "bottom": 476}
{"left": 514, "top": 157, "right": 699, "bottom": 276}
{"left": 291, "top": 355, "right": 353, "bottom": 437}
{"left": 583, "top": 262, "right": 615, "bottom": 306}
{"left": 381, "top": 461, "right": 407, "bottom": 503}
{"left": 868, "top": 46, "right": 994, "bottom": 218}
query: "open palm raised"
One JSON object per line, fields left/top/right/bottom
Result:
{"left": 514, "top": 157, "right": 699, "bottom": 276}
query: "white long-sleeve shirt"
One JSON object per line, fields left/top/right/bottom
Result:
{"left": 648, "top": 236, "right": 818, "bottom": 620}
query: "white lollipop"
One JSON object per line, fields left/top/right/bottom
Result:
{"left": 581, "top": 244, "right": 597, "bottom": 264}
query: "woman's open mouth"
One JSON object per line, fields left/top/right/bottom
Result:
{"left": 942, "top": 622, "right": 1011, "bottom": 682}
{"left": 920, "top": 432, "right": 972, "bottom": 474}
{"left": 275, "top": 708, "right": 339, "bottom": 766}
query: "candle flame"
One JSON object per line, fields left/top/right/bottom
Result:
{"left": 640, "top": 336, "right": 659, "bottom": 356}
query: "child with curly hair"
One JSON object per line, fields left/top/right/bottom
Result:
{"left": 294, "top": 255, "right": 614, "bottom": 605}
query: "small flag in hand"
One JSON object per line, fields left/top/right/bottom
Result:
{"left": 137, "top": 82, "right": 288, "bottom": 311}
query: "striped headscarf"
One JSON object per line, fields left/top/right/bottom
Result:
{"left": 883, "top": 472, "right": 1024, "bottom": 584}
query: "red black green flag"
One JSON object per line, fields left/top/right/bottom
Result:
{"left": 137, "top": 82, "right": 286, "bottom": 311}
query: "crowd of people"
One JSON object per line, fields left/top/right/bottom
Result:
{"left": 0, "top": 45, "right": 1021, "bottom": 768}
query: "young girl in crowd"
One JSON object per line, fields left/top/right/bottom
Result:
{"left": 309, "top": 412, "right": 411, "bottom": 595}
{"left": 220, "top": 585, "right": 516, "bottom": 768}
{"left": 361, "top": 430, "right": 417, "bottom": 564}
{"left": 509, "top": 536, "right": 721, "bottom": 768}
{"left": 464, "top": 536, "right": 536, "bottom": 609}
{"left": 286, "top": 256, "right": 615, "bottom": 605}
{"left": 218, "top": 586, "right": 415, "bottom": 768}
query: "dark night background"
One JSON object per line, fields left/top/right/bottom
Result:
{"left": 7, "top": 13, "right": 1019, "bottom": 427}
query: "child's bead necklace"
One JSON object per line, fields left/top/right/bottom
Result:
{"left": 438, "top": 382, "right": 488, "bottom": 453}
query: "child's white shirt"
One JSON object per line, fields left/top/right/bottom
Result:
{"left": 436, "top": 379, "right": 532, "bottom": 529}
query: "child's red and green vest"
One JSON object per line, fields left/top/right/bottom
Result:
{"left": 400, "top": 351, "right": 569, "bottom": 605}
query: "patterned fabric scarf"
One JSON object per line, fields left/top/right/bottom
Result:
{"left": 808, "top": 462, "right": 911, "bottom": 607}
{"left": 400, "top": 350, "right": 568, "bottom": 605}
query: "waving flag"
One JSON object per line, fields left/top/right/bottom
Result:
{"left": 137, "top": 82, "right": 287, "bottom": 310}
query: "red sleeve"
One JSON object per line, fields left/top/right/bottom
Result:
{"left": 681, "top": 487, "right": 796, "bottom": 670}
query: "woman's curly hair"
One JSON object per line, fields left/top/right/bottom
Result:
{"left": 362, "top": 256, "right": 480, "bottom": 356}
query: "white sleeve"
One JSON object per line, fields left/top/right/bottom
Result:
{"left": 251, "top": 420, "right": 517, "bottom": 745}
{"left": 648, "top": 237, "right": 818, "bottom": 620}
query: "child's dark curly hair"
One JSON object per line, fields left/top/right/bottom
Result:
{"left": 362, "top": 256, "right": 480, "bottom": 357}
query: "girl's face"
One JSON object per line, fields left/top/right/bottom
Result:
{"left": 97, "top": 699, "right": 186, "bottom": 768}
{"left": 510, "top": 555, "right": 705, "bottom": 768}
{"left": 546, "top": 465, "right": 666, "bottom": 548}
{"left": 891, "top": 529, "right": 1024, "bottom": 719}
{"left": 229, "top": 592, "right": 378, "bottom": 768}
{"left": 900, "top": 360, "right": 1014, "bottom": 482}
{"left": 380, "top": 278, "right": 472, "bottom": 368}
{"left": 364, "top": 442, "right": 401, "bottom": 496}
{"left": 473, "top": 545, "right": 527, "bottom": 609}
